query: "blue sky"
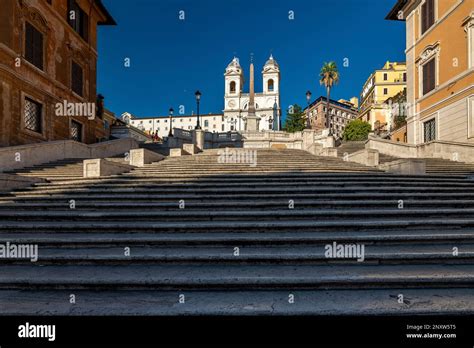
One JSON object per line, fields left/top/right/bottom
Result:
{"left": 97, "top": 0, "right": 405, "bottom": 119}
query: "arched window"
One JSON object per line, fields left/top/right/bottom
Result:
{"left": 230, "top": 81, "right": 236, "bottom": 93}
{"left": 268, "top": 79, "right": 274, "bottom": 92}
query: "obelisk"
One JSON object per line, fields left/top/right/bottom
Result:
{"left": 245, "top": 55, "right": 260, "bottom": 131}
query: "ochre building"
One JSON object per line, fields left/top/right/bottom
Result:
{"left": 358, "top": 61, "right": 407, "bottom": 132}
{"left": 387, "top": 0, "right": 474, "bottom": 144}
{"left": 0, "top": 0, "right": 115, "bottom": 147}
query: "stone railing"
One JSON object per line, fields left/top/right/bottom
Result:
{"left": 173, "top": 128, "right": 193, "bottom": 140}
{"left": 204, "top": 131, "right": 243, "bottom": 148}
{"left": 366, "top": 138, "right": 418, "bottom": 158}
{"left": 162, "top": 128, "right": 335, "bottom": 153}
{"left": 166, "top": 128, "right": 194, "bottom": 148}
{"left": 0, "top": 138, "right": 138, "bottom": 172}
{"left": 366, "top": 137, "right": 474, "bottom": 163}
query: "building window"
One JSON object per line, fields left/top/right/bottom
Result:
{"left": 68, "top": 0, "right": 89, "bottom": 42}
{"left": 422, "top": 58, "right": 436, "bottom": 95}
{"left": 421, "top": 0, "right": 435, "bottom": 35}
{"left": 70, "top": 120, "right": 83, "bottom": 142}
{"left": 71, "top": 61, "right": 83, "bottom": 96}
{"left": 204, "top": 120, "right": 209, "bottom": 127}
{"left": 230, "top": 81, "right": 236, "bottom": 93}
{"left": 384, "top": 88, "right": 388, "bottom": 95}
{"left": 268, "top": 79, "right": 274, "bottom": 92}
{"left": 383, "top": 73, "right": 388, "bottom": 81}
{"left": 403, "top": 73, "right": 407, "bottom": 82}
{"left": 25, "top": 22, "right": 44, "bottom": 70}
{"left": 24, "top": 97, "right": 42, "bottom": 133}
{"left": 423, "top": 118, "right": 436, "bottom": 142}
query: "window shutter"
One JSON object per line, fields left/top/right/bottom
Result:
{"left": 25, "top": 22, "right": 43, "bottom": 70}
{"left": 33, "top": 26, "right": 43, "bottom": 70}
{"left": 71, "top": 61, "right": 83, "bottom": 97}
{"left": 423, "top": 59, "right": 436, "bottom": 95}
{"left": 81, "top": 11, "right": 89, "bottom": 42}
{"left": 25, "top": 23, "right": 34, "bottom": 64}
{"left": 423, "top": 64, "right": 429, "bottom": 95}
{"left": 428, "top": 0, "right": 435, "bottom": 28}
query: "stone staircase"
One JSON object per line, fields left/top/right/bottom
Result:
{"left": 2, "top": 155, "right": 130, "bottom": 182}
{"left": 0, "top": 148, "right": 474, "bottom": 315}
{"left": 3, "top": 158, "right": 86, "bottom": 181}
{"left": 338, "top": 141, "right": 474, "bottom": 176}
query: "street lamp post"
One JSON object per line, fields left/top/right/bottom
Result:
{"left": 195, "top": 90, "right": 202, "bottom": 130}
{"left": 306, "top": 90, "right": 312, "bottom": 129}
{"left": 168, "top": 107, "right": 174, "bottom": 137}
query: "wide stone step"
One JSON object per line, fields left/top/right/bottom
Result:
{"left": 0, "top": 218, "right": 473, "bottom": 232}
{"left": 0, "top": 264, "right": 472, "bottom": 289}
{"left": 2, "top": 208, "right": 474, "bottom": 221}
{"left": 1, "top": 228, "right": 473, "bottom": 244}
{"left": 4, "top": 192, "right": 474, "bottom": 202}
{"left": 30, "top": 175, "right": 474, "bottom": 186}
{"left": 2, "top": 199, "right": 474, "bottom": 210}
{"left": 21, "top": 182, "right": 474, "bottom": 192}
{"left": 2, "top": 243, "right": 472, "bottom": 264}
{"left": 1, "top": 288, "right": 472, "bottom": 315}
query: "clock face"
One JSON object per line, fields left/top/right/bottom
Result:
{"left": 228, "top": 100, "right": 236, "bottom": 108}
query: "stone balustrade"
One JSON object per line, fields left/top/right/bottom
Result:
{"left": 0, "top": 138, "right": 138, "bottom": 173}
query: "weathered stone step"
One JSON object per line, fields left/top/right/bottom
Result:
{"left": 2, "top": 243, "right": 472, "bottom": 264}
{"left": 2, "top": 228, "right": 473, "bottom": 244}
{"left": 31, "top": 176, "right": 474, "bottom": 187}
{"left": 2, "top": 208, "right": 474, "bottom": 221}
{"left": 4, "top": 192, "right": 474, "bottom": 202}
{"left": 1, "top": 288, "right": 472, "bottom": 315}
{"left": 26, "top": 180, "right": 474, "bottom": 191}
{"left": 2, "top": 199, "right": 474, "bottom": 210}
{"left": 0, "top": 264, "right": 472, "bottom": 289}
{"left": 10, "top": 185, "right": 474, "bottom": 196}
{"left": 1, "top": 218, "right": 473, "bottom": 232}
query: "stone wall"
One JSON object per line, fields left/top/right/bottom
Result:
{"left": 0, "top": 138, "right": 138, "bottom": 172}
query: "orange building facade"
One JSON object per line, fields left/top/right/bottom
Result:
{"left": 387, "top": 0, "right": 474, "bottom": 145}
{"left": 0, "top": 0, "right": 115, "bottom": 147}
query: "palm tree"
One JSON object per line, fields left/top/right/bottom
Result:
{"left": 319, "top": 62, "right": 340, "bottom": 135}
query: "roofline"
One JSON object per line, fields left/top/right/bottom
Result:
{"left": 128, "top": 113, "right": 224, "bottom": 119}
{"left": 95, "top": 0, "right": 116, "bottom": 25}
{"left": 304, "top": 96, "right": 358, "bottom": 112}
{"left": 386, "top": 0, "right": 408, "bottom": 21}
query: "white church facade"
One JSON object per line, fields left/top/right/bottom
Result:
{"left": 223, "top": 56, "right": 281, "bottom": 132}
{"left": 121, "top": 55, "right": 281, "bottom": 137}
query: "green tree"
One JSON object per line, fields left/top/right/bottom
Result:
{"left": 342, "top": 120, "right": 372, "bottom": 141}
{"left": 284, "top": 104, "right": 306, "bottom": 133}
{"left": 319, "top": 62, "right": 340, "bottom": 134}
